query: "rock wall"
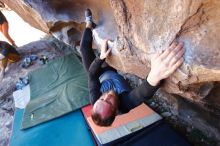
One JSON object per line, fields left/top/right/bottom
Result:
{"left": 2, "top": 0, "right": 220, "bottom": 141}
{"left": 109, "top": 0, "right": 220, "bottom": 100}
{"left": 2, "top": 0, "right": 117, "bottom": 45}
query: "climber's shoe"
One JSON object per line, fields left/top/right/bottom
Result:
{"left": 85, "top": 8, "right": 96, "bottom": 28}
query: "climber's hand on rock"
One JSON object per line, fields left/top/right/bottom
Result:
{"left": 147, "top": 42, "right": 185, "bottom": 86}
{"left": 100, "top": 39, "right": 112, "bottom": 60}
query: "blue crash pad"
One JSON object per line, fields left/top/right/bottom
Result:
{"left": 10, "top": 109, "right": 95, "bottom": 146}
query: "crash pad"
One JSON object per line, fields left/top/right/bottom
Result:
{"left": 119, "top": 122, "right": 191, "bottom": 146}
{"left": 22, "top": 54, "right": 89, "bottom": 129}
{"left": 10, "top": 109, "right": 95, "bottom": 146}
{"left": 82, "top": 103, "right": 162, "bottom": 145}
{"left": 82, "top": 104, "right": 190, "bottom": 146}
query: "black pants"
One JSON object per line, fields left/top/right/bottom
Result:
{"left": 80, "top": 28, "right": 116, "bottom": 74}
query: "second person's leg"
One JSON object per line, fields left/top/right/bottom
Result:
{"left": 1, "top": 22, "right": 16, "bottom": 47}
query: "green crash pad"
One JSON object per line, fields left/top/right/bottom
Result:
{"left": 10, "top": 109, "right": 95, "bottom": 146}
{"left": 22, "top": 54, "right": 89, "bottom": 129}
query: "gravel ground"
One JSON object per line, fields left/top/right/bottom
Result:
{"left": 0, "top": 95, "right": 14, "bottom": 146}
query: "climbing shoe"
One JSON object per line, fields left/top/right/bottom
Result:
{"left": 85, "top": 8, "right": 96, "bottom": 28}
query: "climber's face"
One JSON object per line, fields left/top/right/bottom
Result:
{"left": 93, "top": 90, "right": 119, "bottom": 120}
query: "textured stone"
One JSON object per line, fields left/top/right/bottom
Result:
{"left": 3, "top": 0, "right": 220, "bottom": 101}
{"left": 2, "top": 0, "right": 117, "bottom": 46}
{"left": 161, "top": 112, "right": 172, "bottom": 117}
{"left": 109, "top": 0, "right": 220, "bottom": 101}
{"left": 0, "top": 96, "right": 14, "bottom": 146}
{"left": 1, "top": 3, "right": 216, "bottom": 96}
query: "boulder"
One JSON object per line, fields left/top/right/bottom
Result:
{"left": 3, "top": 0, "right": 220, "bottom": 100}
{"left": 109, "top": 0, "right": 220, "bottom": 101}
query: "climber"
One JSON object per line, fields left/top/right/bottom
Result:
{"left": 0, "top": 41, "right": 20, "bottom": 80}
{"left": 80, "top": 9, "right": 185, "bottom": 126}
{"left": 0, "top": 10, "right": 17, "bottom": 47}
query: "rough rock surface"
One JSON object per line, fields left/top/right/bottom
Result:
{"left": 0, "top": 95, "right": 14, "bottom": 146}
{"left": 1, "top": 0, "right": 220, "bottom": 143}
{"left": 3, "top": 0, "right": 220, "bottom": 99}
{"left": 109, "top": 0, "right": 220, "bottom": 100}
